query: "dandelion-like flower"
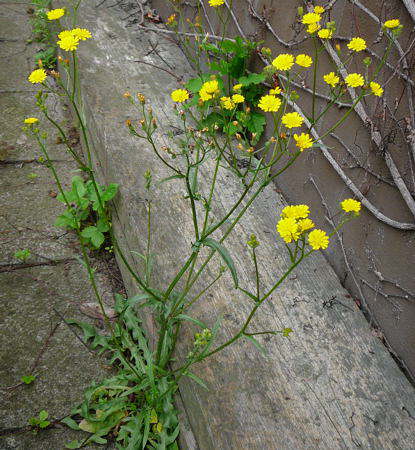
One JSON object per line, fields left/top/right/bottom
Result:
{"left": 71, "top": 28, "right": 92, "bottom": 40}
{"left": 323, "top": 72, "right": 340, "bottom": 87}
{"left": 298, "top": 218, "right": 314, "bottom": 232}
{"left": 307, "top": 23, "right": 321, "bottom": 34}
{"left": 171, "top": 89, "right": 189, "bottom": 103}
{"left": 281, "top": 112, "right": 304, "bottom": 129}
{"left": 199, "top": 80, "right": 219, "bottom": 101}
{"left": 282, "top": 204, "right": 310, "bottom": 219}
{"left": 24, "top": 117, "right": 38, "bottom": 124}
{"left": 272, "top": 54, "right": 295, "bottom": 71}
{"left": 28, "top": 68, "right": 47, "bottom": 84}
{"left": 277, "top": 217, "right": 300, "bottom": 243}
{"left": 296, "top": 54, "right": 313, "bottom": 68}
{"left": 233, "top": 84, "right": 242, "bottom": 91}
{"left": 318, "top": 28, "right": 332, "bottom": 39}
{"left": 345, "top": 73, "right": 365, "bottom": 88}
{"left": 384, "top": 19, "right": 400, "bottom": 29}
{"left": 294, "top": 133, "right": 313, "bottom": 151}
{"left": 220, "top": 96, "right": 234, "bottom": 110}
{"left": 232, "top": 94, "right": 244, "bottom": 104}
{"left": 313, "top": 6, "right": 325, "bottom": 14}
{"left": 301, "top": 12, "right": 321, "bottom": 25}
{"left": 46, "top": 8, "right": 65, "bottom": 20}
{"left": 341, "top": 198, "right": 361, "bottom": 213}
{"left": 308, "top": 229, "right": 329, "bottom": 250}
{"left": 258, "top": 95, "right": 281, "bottom": 112}
{"left": 208, "top": 0, "right": 224, "bottom": 6}
{"left": 347, "top": 37, "right": 367, "bottom": 52}
{"left": 269, "top": 87, "right": 282, "bottom": 95}
{"left": 167, "top": 14, "right": 176, "bottom": 25}
{"left": 369, "top": 82, "right": 383, "bottom": 97}
{"left": 57, "top": 35, "right": 80, "bottom": 52}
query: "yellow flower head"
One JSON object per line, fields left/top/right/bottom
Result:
{"left": 58, "top": 30, "right": 73, "bottom": 40}
{"left": 272, "top": 54, "right": 295, "bottom": 71}
{"left": 277, "top": 217, "right": 300, "bottom": 243}
{"left": 269, "top": 86, "right": 282, "bottom": 95}
{"left": 24, "top": 117, "right": 38, "bottom": 124}
{"left": 323, "top": 72, "right": 340, "bottom": 87}
{"left": 171, "top": 89, "right": 189, "bottom": 103}
{"left": 28, "top": 68, "right": 47, "bottom": 84}
{"left": 167, "top": 14, "right": 176, "bottom": 25}
{"left": 71, "top": 28, "right": 92, "bottom": 40}
{"left": 294, "top": 133, "right": 313, "bottom": 151}
{"left": 296, "top": 54, "right": 313, "bottom": 68}
{"left": 208, "top": 0, "right": 224, "bottom": 6}
{"left": 347, "top": 37, "right": 367, "bottom": 52}
{"left": 282, "top": 204, "right": 310, "bottom": 219}
{"left": 384, "top": 19, "right": 400, "bottom": 29}
{"left": 281, "top": 112, "right": 304, "bottom": 129}
{"left": 308, "top": 229, "right": 329, "bottom": 250}
{"left": 232, "top": 94, "right": 244, "bottom": 104}
{"left": 298, "top": 218, "right": 314, "bottom": 232}
{"left": 302, "top": 12, "right": 321, "bottom": 25}
{"left": 313, "top": 6, "right": 325, "bottom": 14}
{"left": 345, "top": 73, "right": 365, "bottom": 88}
{"left": 341, "top": 198, "right": 361, "bottom": 213}
{"left": 57, "top": 35, "right": 80, "bottom": 52}
{"left": 233, "top": 84, "right": 242, "bottom": 91}
{"left": 369, "top": 81, "right": 383, "bottom": 97}
{"left": 46, "top": 8, "right": 65, "bottom": 20}
{"left": 258, "top": 95, "right": 281, "bottom": 112}
{"left": 199, "top": 80, "right": 219, "bottom": 101}
{"left": 318, "top": 28, "right": 333, "bottom": 39}
{"left": 220, "top": 96, "right": 235, "bottom": 110}
{"left": 307, "top": 23, "right": 321, "bottom": 34}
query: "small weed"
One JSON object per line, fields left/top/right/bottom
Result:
{"left": 14, "top": 249, "right": 31, "bottom": 262}
{"left": 21, "top": 374, "right": 37, "bottom": 385}
{"left": 28, "top": 410, "right": 50, "bottom": 432}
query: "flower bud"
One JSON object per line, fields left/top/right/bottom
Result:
{"left": 137, "top": 93, "right": 146, "bottom": 104}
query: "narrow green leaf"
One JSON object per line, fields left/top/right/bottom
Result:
{"left": 176, "top": 314, "right": 207, "bottom": 329}
{"left": 244, "top": 334, "right": 267, "bottom": 355}
{"left": 202, "top": 238, "right": 238, "bottom": 288}
{"left": 156, "top": 174, "right": 185, "bottom": 186}
{"left": 61, "top": 416, "right": 80, "bottom": 430}
{"left": 185, "top": 371, "right": 209, "bottom": 390}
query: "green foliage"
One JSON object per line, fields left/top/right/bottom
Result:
{"left": 64, "top": 295, "right": 180, "bottom": 448}
{"left": 28, "top": 410, "right": 50, "bottom": 432}
{"left": 14, "top": 249, "right": 31, "bottom": 262}
{"left": 54, "top": 176, "right": 118, "bottom": 249}
{"left": 21, "top": 374, "right": 36, "bottom": 385}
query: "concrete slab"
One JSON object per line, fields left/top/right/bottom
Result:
{"left": 0, "top": 263, "right": 110, "bottom": 449}
{"left": 0, "top": 163, "right": 81, "bottom": 264}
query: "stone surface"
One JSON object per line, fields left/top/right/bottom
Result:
{"left": 73, "top": 1, "right": 415, "bottom": 449}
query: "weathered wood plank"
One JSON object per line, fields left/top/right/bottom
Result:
{"left": 75, "top": 2, "right": 415, "bottom": 448}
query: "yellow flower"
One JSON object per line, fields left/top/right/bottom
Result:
{"left": 71, "top": 28, "right": 92, "bottom": 40}
{"left": 296, "top": 54, "right": 313, "bottom": 67}
{"left": 281, "top": 112, "right": 304, "bottom": 129}
{"left": 58, "top": 30, "right": 73, "bottom": 40}
{"left": 220, "top": 96, "right": 235, "bottom": 110}
{"left": 302, "top": 12, "right": 321, "bottom": 24}
{"left": 208, "top": 0, "right": 224, "bottom": 6}
{"left": 46, "top": 8, "right": 65, "bottom": 20}
{"left": 345, "top": 73, "right": 365, "bottom": 88}
{"left": 282, "top": 204, "right": 310, "bottom": 219}
{"left": 272, "top": 54, "right": 295, "bottom": 71}
{"left": 269, "top": 86, "right": 282, "bottom": 95}
{"left": 298, "top": 218, "right": 314, "bottom": 232}
{"left": 57, "top": 35, "right": 80, "bottom": 52}
{"left": 199, "top": 80, "right": 219, "bottom": 101}
{"left": 167, "top": 14, "right": 176, "bottom": 25}
{"left": 369, "top": 81, "right": 383, "bottom": 97}
{"left": 341, "top": 198, "right": 361, "bottom": 213}
{"left": 308, "top": 229, "right": 329, "bottom": 250}
{"left": 171, "top": 89, "right": 189, "bottom": 103}
{"left": 294, "top": 133, "right": 313, "bottom": 151}
{"left": 277, "top": 217, "right": 300, "bottom": 243}
{"left": 347, "top": 37, "right": 367, "bottom": 52}
{"left": 258, "top": 95, "right": 281, "bottom": 112}
{"left": 24, "top": 117, "right": 38, "bottom": 124}
{"left": 318, "top": 28, "right": 333, "bottom": 39}
{"left": 307, "top": 23, "right": 321, "bottom": 34}
{"left": 313, "top": 6, "right": 325, "bottom": 14}
{"left": 384, "top": 19, "right": 400, "bottom": 29}
{"left": 232, "top": 94, "right": 244, "bottom": 104}
{"left": 323, "top": 72, "right": 340, "bottom": 87}
{"left": 233, "top": 84, "right": 242, "bottom": 91}
{"left": 28, "top": 68, "right": 47, "bottom": 84}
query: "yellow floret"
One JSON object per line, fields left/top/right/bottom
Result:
{"left": 323, "top": 72, "right": 340, "bottom": 87}
{"left": 341, "top": 198, "right": 361, "bottom": 213}
{"left": 46, "top": 8, "right": 65, "bottom": 20}
{"left": 258, "top": 95, "right": 281, "bottom": 112}
{"left": 24, "top": 117, "right": 38, "bottom": 124}
{"left": 302, "top": 12, "right": 321, "bottom": 25}
{"left": 347, "top": 37, "right": 367, "bottom": 52}
{"left": 384, "top": 19, "right": 400, "bottom": 29}
{"left": 57, "top": 35, "right": 79, "bottom": 52}
{"left": 208, "top": 0, "right": 224, "bottom": 6}
{"left": 171, "top": 89, "right": 189, "bottom": 103}
{"left": 296, "top": 54, "right": 313, "bottom": 68}
{"left": 308, "top": 229, "right": 329, "bottom": 250}
{"left": 318, "top": 28, "right": 333, "bottom": 39}
{"left": 281, "top": 112, "right": 304, "bottom": 129}
{"left": 294, "top": 133, "right": 313, "bottom": 151}
{"left": 232, "top": 94, "right": 244, "bottom": 104}
{"left": 345, "top": 73, "right": 365, "bottom": 88}
{"left": 272, "top": 54, "right": 295, "bottom": 71}
{"left": 28, "top": 68, "right": 47, "bottom": 84}
{"left": 369, "top": 82, "right": 383, "bottom": 97}
{"left": 220, "top": 96, "right": 235, "bottom": 110}
{"left": 277, "top": 218, "right": 300, "bottom": 243}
